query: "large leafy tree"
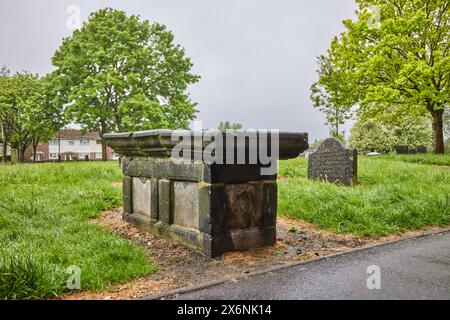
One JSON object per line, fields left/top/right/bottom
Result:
{"left": 0, "top": 73, "right": 62, "bottom": 162}
{"left": 29, "top": 74, "right": 67, "bottom": 161}
{"left": 310, "top": 38, "right": 356, "bottom": 142}
{"left": 316, "top": 0, "right": 450, "bottom": 153}
{"left": 52, "top": 8, "right": 200, "bottom": 160}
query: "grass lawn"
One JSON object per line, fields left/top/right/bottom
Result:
{"left": 0, "top": 162, "right": 156, "bottom": 300}
{"left": 278, "top": 154, "right": 450, "bottom": 237}
{"left": 1, "top": 154, "right": 449, "bottom": 299}
{"left": 381, "top": 154, "right": 450, "bottom": 166}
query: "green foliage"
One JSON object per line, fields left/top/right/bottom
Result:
{"left": 218, "top": 121, "right": 243, "bottom": 130}
{"left": 278, "top": 155, "right": 450, "bottom": 236}
{"left": 0, "top": 72, "right": 63, "bottom": 161}
{"left": 0, "top": 162, "right": 156, "bottom": 299}
{"left": 316, "top": 0, "right": 450, "bottom": 153}
{"left": 308, "top": 139, "right": 325, "bottom": 150}
{"left": 52, "top": 8, "right": 200, "bottom": 138}
{"left": 349, "top": 115, "right": 432, "bottom": 153}
{"left": 310, "top": 43, "right": 355, "bottom": 140}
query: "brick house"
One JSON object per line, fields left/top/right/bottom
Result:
{"left": 25, "top": 129, "right": 118, "bottom": 161}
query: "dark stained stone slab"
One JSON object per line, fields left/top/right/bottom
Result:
{"left": 106, "top": 129, "right": 309, "bottom": 257}
{"left": 308, "top": 138, "right": 357, "bottom": 186}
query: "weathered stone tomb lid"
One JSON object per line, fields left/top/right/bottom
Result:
{"left": 103, "top": 129, "right": 308, "bottom": 160}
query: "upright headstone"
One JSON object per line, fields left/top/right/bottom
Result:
{"left": 10, "top": 148, "right": 19, "bottom": 164}
{"left": 308, "top": 138, "right": 357, "bottom": 186}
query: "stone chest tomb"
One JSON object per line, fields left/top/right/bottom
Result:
{"left": 308, "top": 137, "right": 357, "bottom": 186}
{"left": 104, "top": 130, "right": 308, "bottom": 257}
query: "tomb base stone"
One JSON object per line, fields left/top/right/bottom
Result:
{"left": 105, "top": 130, "right": 308, "bottom": 257}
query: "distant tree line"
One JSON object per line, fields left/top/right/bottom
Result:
{"left": 0, "top": 8, "right": 199, "bottom": 162}
{"left": 218, "top": 121, "right": 243, "bottom": 130}
{"left": 311, "top": 0, "right": 450, "bottom": 153}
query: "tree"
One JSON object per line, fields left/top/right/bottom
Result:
{"left": 29, "top": 74, "right": 66, "bottom": 161}
{"left": 218, "top": 121, "right": 243, "bottom": 130}
{"left": 310, "top": 39, "right": 356, "bottom": 142}
{"left": 317, "top": 0, "right": 450, "bottom": 153}
{"left": 349, "top": 115, "right": 432, "bottom": 153}
{"left": 52, "top": 8, "right": 200, "bottom": 160}
{"left": 0, "top": 66, "right": 10, "bottom": 162}
{"left": 0, "top": 73, "right": 41, "bottom": 162}
{"left": 0, "top": 73, "right": 62, "bottom": 162}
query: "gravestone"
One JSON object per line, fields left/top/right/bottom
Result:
{"left": 395, "top": 146, "right": 409, "bottom": 154}
{"left": 308, "top": 138, "right": 357, "bottom": 186}
{"left": 416, "top": 145, "right": 427, "bottom": 154}
{"left": 104, "top": 129, "right": 308, "bottom": 257}
{"left": 10, "top": 148, "right": 19, "bottom": 164}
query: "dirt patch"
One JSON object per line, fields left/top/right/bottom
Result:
{"left": 64, "top": 207, "right": 445, "bottom": 300}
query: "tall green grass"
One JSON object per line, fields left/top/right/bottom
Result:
{"left": 0, "top": 162, "right": 156, "bottom": 299}
{"left": 278, "top": 156, "right": 450, "bottom": 236}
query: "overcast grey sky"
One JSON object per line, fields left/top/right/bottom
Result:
{"left": 0, "top": 0, "right": 357, "bottom": 141}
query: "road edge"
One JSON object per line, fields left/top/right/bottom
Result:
{"left": 144, "top": 227, "right": 450, "bottom": 300}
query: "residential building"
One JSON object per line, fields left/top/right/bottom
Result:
{"left": 25, "top": 129, "right": 118, "bottom": 161}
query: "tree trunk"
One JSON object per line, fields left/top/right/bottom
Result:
{"left": 32, "top": 137, "right": 39, "bottom": 162}
{"left": 430, "top": 109, "right": 444, "bottom": 154}
{"left": 2, "top": 139, "right": 7, "bottom": 163}
{"left": 100, "top": 120, "right": 108, "bottom": 161}
{"left": 102, "top": 141, "right": 108, "bottom": 161}
{"left": 32, "top": 145, "right": 37, "bottom": 162}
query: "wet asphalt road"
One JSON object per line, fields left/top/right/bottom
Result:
{"left": 163, "top": 231, "right": 450, "bottom": 300}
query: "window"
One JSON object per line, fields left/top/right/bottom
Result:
{"left": 50, "top": 139, "right": 59, "bottom": 145}
{"left": 68, "top": 140, "right": 75, "bottom": 146}
{"left": 33, "top": 152, "right": 44, "bottom": 161}
{"left": 80, "top": 140, "right": 89, "bottom": 145}
{"left": 80, "top": 152, "right": 89, "bottom": 159}
{"left": 49, "top": 153, "right": 59, "bottom": 160}
{"left": 95, "top": 152, "right": 102, "bottom": 159}
{"left": 96, "top": 140, "right": 102, "bottom": 145}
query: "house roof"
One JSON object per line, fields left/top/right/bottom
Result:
{"left": 53, "top": 130, "right": 101, "bottom": 140}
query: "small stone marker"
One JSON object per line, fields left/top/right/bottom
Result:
{"left": 395, "top": 146, "right": 409, "bottom": 154}
{"left": 416, "top": 145, "right": 427, "bottom": 154}
{"left": 308, "top": 138, "right": 357, "bottom": 186}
